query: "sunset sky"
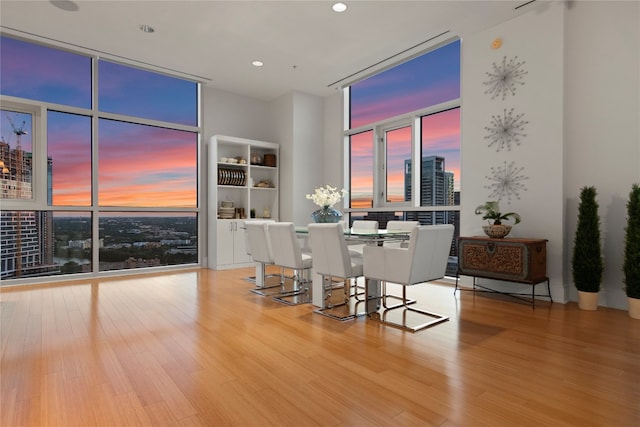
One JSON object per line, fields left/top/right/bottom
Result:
{"left": 1, "top": 35, "right": 197, "bottom": 208}
{"left": 349, "top": 40, "right": 460, "bottom": 207}
{"left": 2, "top": 35, "right": 459, "bottom": 210}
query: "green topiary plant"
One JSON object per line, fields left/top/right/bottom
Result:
{"left": 623, "top": 183, "right": 640, "bottom": 299}
{"left": 571, "top": 186, "right": 603, "bottom": 293}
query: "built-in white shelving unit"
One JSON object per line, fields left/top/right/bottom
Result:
{"left": 208, "top": 135, "right": 279, "bottom": 269}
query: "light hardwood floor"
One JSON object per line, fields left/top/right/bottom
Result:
{"left": 1, "top": 268, "right": 639, "bottom": 426}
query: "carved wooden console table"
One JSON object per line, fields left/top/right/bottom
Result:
{"left": 455, "top": 236, "right": 552, "bottom": 308}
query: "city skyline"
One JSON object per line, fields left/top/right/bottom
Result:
{"left": 348, "top": 110, "right": 461, "bottom": 207}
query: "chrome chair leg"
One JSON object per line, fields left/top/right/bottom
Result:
{"left": 375, "top": 285, "right": 448, "bottom": 332}
{"left": 272, "top": 268, "right": 312, "bottom": 305}
{"left": 249, "top": 263, "right": 290, "bottom": 296}
{"left": 313, "top": 274, "right": 364, "bottom": 321}
{"left": 380, "top": 280, "right": 417, "bottom": 309}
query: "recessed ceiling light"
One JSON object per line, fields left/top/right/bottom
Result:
{"left": 252, "top": 60, "right": 264, "bottom": 67}
{"left": 139, "top": 24, "right": 155, "bottom": 33}
{"left": 332, "top": 2, "right": 347, "bottom": 13}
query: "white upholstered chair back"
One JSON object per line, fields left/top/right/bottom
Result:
{"left": 268, "top": 222, "right": 310, "bottom": 270}
{"left": 406, "top": 224, "right": 454, "bottom": 284}
{"left": 308, "top": 222, "right": 365, "bottom": 319}
{"left": 245, "top": 221, "right": 274, "bottom": 264}
{"left": 362, "top": 224, "right": 454, "bottom": 331}
{"left": 349, "top": 220, "right": 379, "bottom": 255}
{"left": 386, "top": 220, "right": 419, "bottom": 232}
{"left": 351, "top": 220, "right": 379, "bottom": 232}
{"left": 308, "top": 223, "right": 363, "bottom": 279}
{"left": 364, "top": 224, "right": 454, "bottom": 286}
{"left": 385, "top": 220, "right": 419, "bottom": 248}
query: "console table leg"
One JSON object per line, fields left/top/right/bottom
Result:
{"left": 532, "top": 284, "right": 535, "bottom": 309}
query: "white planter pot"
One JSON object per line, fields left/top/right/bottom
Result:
{"left": 577, "top": 290, "right": 599, "bottom": 311}
{"left": 628, "top": 297, "right": 640, "bottom": 319}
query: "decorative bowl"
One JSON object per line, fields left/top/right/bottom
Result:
{"left": 482, "top": 224, "right": 512, "bottom": 238}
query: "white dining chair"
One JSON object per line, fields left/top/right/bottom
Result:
{"left": 244, "top": 220, "right": 288, "bottom": 296}
{"left": 363, "top": 224, "right": 454, "bottom": 332}
{"left": 385, "top": 220, "right": 419, "bottom": 230}
{"left": 268, "top": 222, "right": 313, "bottom": 305}
{"left": 308, "top": 223, "right": 366, "bottom": 320}
{"left": 349, "top": 220, "right": 379, "bottom": 255}
{"left": 351, "top": 220, "right": 379, "bottom": 232}
{"left": 385, "top": 220, "right": 419, "bottom": 248}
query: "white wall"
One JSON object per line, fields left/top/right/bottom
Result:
{"left": 461, "top": 2, "right": 566, "bottom": 300}
{"left": 564, "top": 1, "right": 640, "bottom": 309}
{"left": 202, "top": 86, "right": 274, "bottom": 142}
{"left": 201, "top": 86, "right": 275, "bottom": 265}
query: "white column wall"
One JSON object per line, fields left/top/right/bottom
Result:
{"left": 270, "top": 91, "right": 325, "bottom": 226}
{"left": 461, "top": 2, "right": 566, "bottom": 300}
{"left": 270, "top": 93, "right": 294, "bottom": 223}
{"left": 291, "top": 92, "right": 325, "bottom": 226}
{"left": 322, "top": 92, "right": 345, "bottom": 211}
{"left": 564, "top": 1, "right": 640, "bottom": 309}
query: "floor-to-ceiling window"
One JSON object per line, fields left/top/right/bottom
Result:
{"left": 0, "top": 35, "right": 200, "bottom": 282}
{"left": 345, "top": 39, "right": 460, "bottom": 274}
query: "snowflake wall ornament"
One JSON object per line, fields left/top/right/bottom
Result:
{"left": 484, "top": 108, "right": 529, "bottom": 152}
{"left": 483, "top": 56, "right": 527, "bottom": 100}
{"left": 484, "top": 161, "right": 529, "bottom": 204}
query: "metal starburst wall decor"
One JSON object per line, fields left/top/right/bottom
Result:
{"left": 484, "top": 108, "right": 529, "bottom": 151}
{"left": 483, "top": 56, "right": 527, "bottom": 100}
{"left": 484, "top": 161, "right": 529, "bottom": 204}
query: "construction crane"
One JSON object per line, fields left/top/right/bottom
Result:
{"left": 3, "top": 111, "right": 27, "bottom": 277}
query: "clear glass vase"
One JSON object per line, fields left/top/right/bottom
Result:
{"left": 311, "top": 206, "right": 343, "bottom": 223}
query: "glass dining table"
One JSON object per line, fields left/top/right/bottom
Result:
{"left": 295, "top": 226, "right": 411, "bottom": 312}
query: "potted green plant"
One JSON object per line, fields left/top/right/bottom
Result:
{"left": 475, "top": 201, "right": 521, "bottom": 238}
{"left": 571, "top": 186, "right": 603, "bottom": 310}
{"left": 623, "top": 183, "right": 640, "bottom": 319}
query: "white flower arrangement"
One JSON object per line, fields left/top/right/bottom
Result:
{"left": 306, "top": 185, "right": 347, "bottom": 208}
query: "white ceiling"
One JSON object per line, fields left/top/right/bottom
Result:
{"left": 0, "top": 0, "right": 543, "bottom": 101}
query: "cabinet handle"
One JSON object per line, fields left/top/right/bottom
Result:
{"left": 229, "top": 223, "right": 233, "bottom": 232}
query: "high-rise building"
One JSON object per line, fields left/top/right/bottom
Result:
{"left": 0, "top": 140, "right": 32, "bottom": 199}
{"left": 0, "top": 211, "right": 59, "bottom": 279}
{"left": 405, "top": 155, "right": 450, "bottom": 224}
{"left": 0, "top": 142, "right": 58, "bottom": 278}
{"left": 404, "top": 155, "right": 459, "bottom": 275}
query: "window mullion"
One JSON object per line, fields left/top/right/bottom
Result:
{"left": 413, "top": 117, "right": 421, "bottom": 208}
{"left": 91, "top": 56, "right": 100, "bottom": 273}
